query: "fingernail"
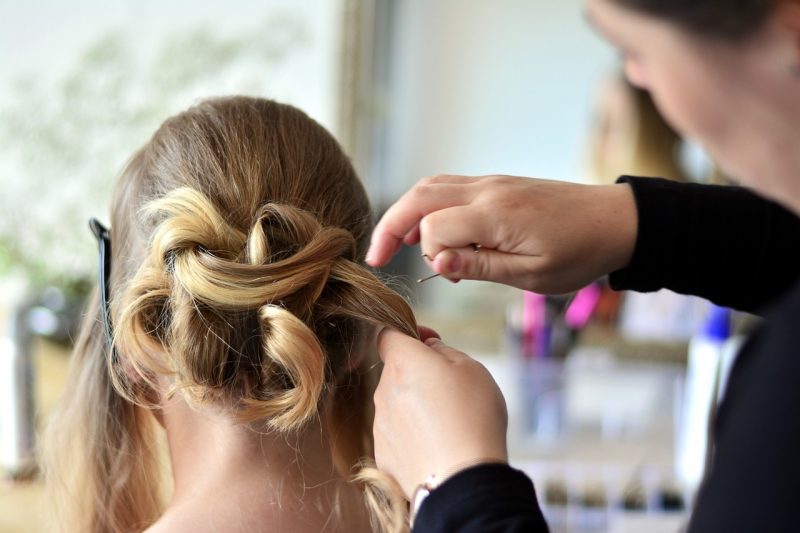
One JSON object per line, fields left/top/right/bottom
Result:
{"left": 435, "top": 254, "right": 461, "bottom": 274}
{"left": 424, "top": 337, "right": 443, "bottom": 347}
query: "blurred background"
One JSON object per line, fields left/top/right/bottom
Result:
{"left": 0, "top": 1, "right": 745, "bottom": 531}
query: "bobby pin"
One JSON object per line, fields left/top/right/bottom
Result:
{"left": 417, "top": 244, "right": 481, "bottom": 283}
{"left": 417, "top": 272, "right": 441, "bottom": 283}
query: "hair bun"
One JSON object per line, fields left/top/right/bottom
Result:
{"left": 145, "top": 188, "right": 356, "bottom": 316}
{"left": 119, "top": 187, "right": 362, "bottom": 430}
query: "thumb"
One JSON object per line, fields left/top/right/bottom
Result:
{"left": 423, "top": 336, "right": 470, "bottom": 362}
{"left": 376, "top": 327, "right": 426, "bottom": 363}
{"left": 433, "top": 247, "right": 538, "bottom": 288}
{"left": 418, "top": 325, "right": 441, "bottom": 342}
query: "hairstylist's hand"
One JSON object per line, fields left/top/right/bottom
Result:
{"left": 366, "top": 175, "right": 637, "bottom": 294}
{"left": 373, "top": 328, "right": 509, "bottom": 499}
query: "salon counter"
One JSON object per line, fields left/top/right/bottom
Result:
{"left": 0, "top": 339, "right": 69, "bottom": 532}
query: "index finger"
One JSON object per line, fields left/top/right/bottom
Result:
{"left": 366, "top": 176, "right": 477, "bottom": 267}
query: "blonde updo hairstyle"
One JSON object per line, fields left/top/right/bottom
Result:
{"left": 44, "top": 97, "right": 415, "bottom": 532}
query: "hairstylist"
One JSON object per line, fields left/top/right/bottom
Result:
{"left": 367, "top": 0, "right": 800, "bottom": 531}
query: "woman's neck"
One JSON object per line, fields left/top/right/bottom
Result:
{"left": 154, "top": 393, "right": 367, "bottom": 532}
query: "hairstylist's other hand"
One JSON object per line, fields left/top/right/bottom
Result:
{"left": 366, "top": 175, "right": 637, "bottom": 294}
{"left": 373, "top": 328, "right": 509, "bottom": 499}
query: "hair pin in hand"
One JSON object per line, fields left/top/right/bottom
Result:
{"left": 418, "top": 253, "right": 439, "bottom": 283}
{"left": 417, "top": 244, "right": 481, "bottom": 283}
{"left": 417, "top": 272, "right": 441, "bottom": 283}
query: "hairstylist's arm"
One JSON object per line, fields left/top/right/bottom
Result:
{"left": 367, "top": 175, "right": 637, "bottom": 294}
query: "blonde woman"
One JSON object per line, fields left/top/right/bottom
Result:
{"left": 44, "top": 97, "right": 414, "bottom": 532}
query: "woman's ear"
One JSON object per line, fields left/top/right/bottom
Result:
{"left": 142, "top": 374, "right": 171, "bottom": 429}
{"left": 341, "top": 322, "right": 379, "bottom": 375}
{"left": 114, "top": 341, "right": 170, "bottom": 427}
{"left": 149, "top": 400, "right": 166, "bottom": 429}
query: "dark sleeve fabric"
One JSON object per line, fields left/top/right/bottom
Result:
{"left": 608, "top": 176, "right": 800, "bottom": 314}
{"left": 412, "top": 463, "right": 549, "bottom": 533}
{"left": 688, "top": 280, "right": 800, "bottom": 532}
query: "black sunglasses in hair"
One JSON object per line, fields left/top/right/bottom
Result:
{"left": 89, "top": 218, "right": 117, "bottom": 364}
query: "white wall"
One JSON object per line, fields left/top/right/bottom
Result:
{"left": 0, "top": 0, "right": 344, "bottom": 280}
{"left": 0, "top": 0, "right": 342, "bottom": 129}
{"left": 376, "top": 0, "right": 617, "bottom": 201}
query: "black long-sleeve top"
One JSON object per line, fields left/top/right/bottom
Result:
{"left": 412, "top": 176, "right": 800, "bottom": 532}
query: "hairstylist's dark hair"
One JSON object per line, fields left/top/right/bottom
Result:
{"left": 612, "top": 0, "right": 777, "bottom": 39}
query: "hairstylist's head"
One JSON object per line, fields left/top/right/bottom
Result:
{"left": 586, "top": 0, "right": 800, "bottom": 211}
{"left": 45, "top": 96, "right": 417, "bottom": 532}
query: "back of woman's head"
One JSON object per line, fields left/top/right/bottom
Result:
{"left": 45, "top": 96, "right": 415, "bottom": 532}
{"left": 111, "top": 97, "right": 415, "bottom": 427}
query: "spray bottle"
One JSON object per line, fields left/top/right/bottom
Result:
{"left": 676, "top": 304, "right": 731, "bottom": 495}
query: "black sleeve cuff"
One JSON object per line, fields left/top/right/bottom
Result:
{"left": 608, "top": 176, "right": 688, "bottom": 292}
{"left": 413, "top": 463, "right": 549, "bottom": 533}
{"left": 607, "top": 176, "right": 800, "bottom": 313}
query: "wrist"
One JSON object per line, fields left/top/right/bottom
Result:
{"left": 602, "top": 183, "right": 638, "bottom": 273}
{"left": 429, "top": 456, "right": 508, "bottom": 488}
{"left": 409, "top": 457, "right": 508, "bottom": 526}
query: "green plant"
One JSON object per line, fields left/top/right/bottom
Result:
{"left": 0, "top": 12, "right": 309, "bottom": 288}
